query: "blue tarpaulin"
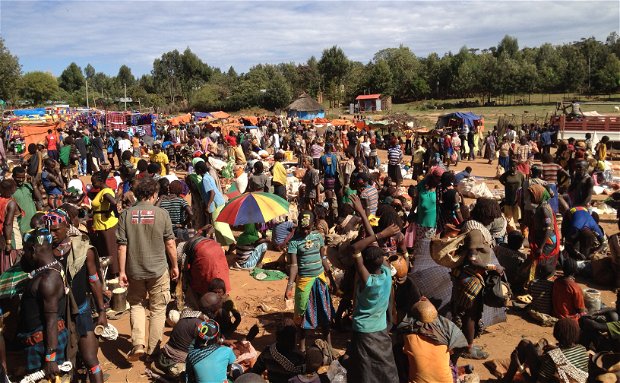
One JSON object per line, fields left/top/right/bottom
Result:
{"left": 436, "top": 112, "right": 482, "bottom": 130}
{"left": 193, "top": 112, "right": 213, "bottom": 120}
{"left": 13, "top": 108, "right": 46, "bottom": 116}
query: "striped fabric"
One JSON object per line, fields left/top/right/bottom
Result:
{"left": 538, "top": 344, "right": 588, "bottom": 381}
{"left": 360, "top": 185, "right": 379, "bottom": 215}
{"left": 541, "top": 163, "right": 562, "bottom": 184}
{"left": 387, "top": 146, "right": 402, "bottom": 165}
{"left": 529, "top": 279, "right": 554, "bottom": 315}
{"left": 159, "top": 197, "right": 189, "bottom": 225}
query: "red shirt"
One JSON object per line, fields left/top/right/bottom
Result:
{"left": 225, "top": 135, "right": 237, "bottom": 147}
{"left": 552, "top": 277, "right": 585, "bottom": 319}
{"left": 190, "top": 239, "right": 231, "bottom": 294}
{"left": 46, "top": 134, "right": 58, "bottom": 150}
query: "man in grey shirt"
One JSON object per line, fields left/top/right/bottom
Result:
{"left": 118, "top": 177, "right": 178, "bottom": 361}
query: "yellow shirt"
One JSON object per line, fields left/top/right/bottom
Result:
{"left": 92, "top": 188, "right": 118, "bottom": 231}
{"left": 272, "top": 161, "right": 287, "bottom": 186}
{"left": 150, "top": 152, "right": 169, "bottom": 175}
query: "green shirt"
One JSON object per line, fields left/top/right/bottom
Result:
{"left": 416, "top": 180, "right": 437, "bottom": 228}
{"left": 288, "top": 232, "right": 324, "bottom": 277}
{"left": 59, "top": 145, "right": 72, "bottom": 166}
{"left": 116, "top": 201, "right": 175, "bottom": 280}
{"left": 352, "top": 265, "right": 391, "bottom": 333}
{"left": 13, "top": 183, "right": 37, "bottom": 234}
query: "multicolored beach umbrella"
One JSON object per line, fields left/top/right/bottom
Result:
{"left": 216, "top": 192, "right": 289, "bottom": 226}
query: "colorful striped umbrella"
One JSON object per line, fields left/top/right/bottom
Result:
{"left": 216, "top": 192, "right": 289, "bottom": 226}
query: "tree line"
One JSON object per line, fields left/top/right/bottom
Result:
{"left": 0, "top": 33, "right": 619, "bottom": 112}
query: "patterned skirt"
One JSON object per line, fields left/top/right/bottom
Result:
{"left": 294, "top": 275, "right": 334, "bottom": 330}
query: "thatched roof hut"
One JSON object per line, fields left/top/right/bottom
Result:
{"left": 287, "top": 93, "right": 325, "bottom": 120}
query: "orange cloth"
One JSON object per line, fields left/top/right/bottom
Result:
{"left": 552, "top": 277, "right": 586, "bottom": 319}
{"left": 404, "top": 334, "right": 453, "bottom": 383}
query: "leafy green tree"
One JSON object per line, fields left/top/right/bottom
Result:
{"left": 263, "top": 71, "right": 292, "bottom": 110}
{"left": 318, "top": 46, "right": 350, "bottom": 86}
{"left": 116, "top": 65, "right": 135, "bottom": 87}
{"left": 19, "top": 71, "right": 59, "bottom": 105}
{"left": 593, "top": 53, "right": 620, "bottom": 94}
{"left": 366, "top": 59, "right": 394, "bottom": 96}
{"left": 318, "top": 46, "right": 350, "bottom": 105}
{"left": 296, "top": 56, "right": 321, "bottom": 97}
{"left": 496, "top": 35, "right": 519, "bottom": 58}
{"left": 58, "top": 62, "right": 85, "bottom": 92}
{"left": 0, "top": 38, "right": 21, "bottom": 102}
{"left": 84, "top": 64, "right": 96, "bottom": 80}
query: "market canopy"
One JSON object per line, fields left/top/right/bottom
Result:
{"left": 13, "top": 108, "right": 46, "bottom": 116}
{"left": 436, "top": 112, "right": 482, "bottom": 129}
{"left": 210, "top": 111, "right": 230, "bottom": 119}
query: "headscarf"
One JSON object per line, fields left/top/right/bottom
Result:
{"left": 529, "top": 184, "right": 550, "bottom": 205}
{"left": 44, "top": 209, "right": 69, "bottom": 228}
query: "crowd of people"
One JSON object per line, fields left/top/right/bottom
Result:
{"left": 0, "top": 113, "right": 616, "bottom": 383}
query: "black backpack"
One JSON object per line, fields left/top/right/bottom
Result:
{"left": 483, "top": 271, "right": 512, "bottom": 308}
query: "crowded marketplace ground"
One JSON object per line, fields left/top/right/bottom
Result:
{"left": 93, "top": 154, "right": 616, "bottom": 383}
{"left": 0, "top": 115, "right": 619, "bottom": 383}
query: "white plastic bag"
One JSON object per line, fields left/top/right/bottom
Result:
{"left": 326, "top": 359, "right": 347, "bottom": 383}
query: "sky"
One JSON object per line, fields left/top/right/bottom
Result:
{"left": 1, "top": 0, "right": 619, "bottom": 77}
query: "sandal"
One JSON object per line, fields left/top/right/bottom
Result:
{"left": 462, "top": 345, "right": 489, "bottom": 360}
{"left": 127, "top": 345, "right": 145, "bottom": 362}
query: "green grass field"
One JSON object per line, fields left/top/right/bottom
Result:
{"left": 342, "top": 93, "right": 620, "bottom": 129}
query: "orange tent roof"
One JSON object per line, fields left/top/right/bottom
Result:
{"left": 331, "top": 119, "right": 354, "bottom": 126}
{"left": 210, "top": 111, "right": 230, "bottom": 119}
{"left": 242, "top": 116, "right": 258, "bottom": 126}
{"left": 168, "top": 113, "right": 192, "bottom": 126}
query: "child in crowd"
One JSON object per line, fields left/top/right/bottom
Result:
{"left": 287, "top": 346, "right": 329, "bottom": 383}
{"left": 552, "top": 258, "right": 587, "bottom": 319}
{"left": 208, "top": 278, "right": 241, "bottom": 337}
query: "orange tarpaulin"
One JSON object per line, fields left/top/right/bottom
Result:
{"left": 20, "top": 122, "right": 64, "bottom": 148}
{"left": 168, "top": 113, "right": 192, "bottom": 126}
{"left": 331, "top": 119, "right": 354, "bottom": 127}
{"left": 313, "top": 118, "right": 329, "bottom": 124}
{"left": 242, "top": 116, "right": 258, "bottom": 126}
{"left": 210, "top": 111, "right": 230, "bottom": 119}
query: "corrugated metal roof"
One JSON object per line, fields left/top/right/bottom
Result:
{"left": 355, "top": 94, "right": 382, "bottom": 100}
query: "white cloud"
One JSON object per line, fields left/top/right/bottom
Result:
{"left": 1, "top": 0, "right": 618, "bottom": 76}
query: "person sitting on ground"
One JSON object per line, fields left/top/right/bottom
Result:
{"left": 247, "top": 161, "right": 269, "bottom": 193}
{"left": 495, "top": 231, "right": 529, "bottom": 294}
{"left": 208, "top": 278, "right": 241, "bottom": 337}
{"left": 251, "top": 325, "right": 304, "bottom": 383}
{"left": 272, "top": 218, "right": 296, "bottom": 252}
{"left": 526, "top": 261, "right": 556, "bottom": 325}
{"left": 287, "top": 345, "right": 329, "bottom": 383}
{"left": 552, "top": 258, "right": 586, "bottom": 320}
{"left": 455, "top": 166, "right": 473, "bottom": 184}
{"left": 561, "top": 205, "right": 605, "bottom": 261}
{"left": 186, "top": 319, "right": 236, "bottom": 383}
{"left": 235, "top": 223, "right": 269, "bottom": 270}
{"left": 155, "top": 292, "right": 222, "bottom": 379}
{"left": 395, "top": 298, "right": 469, "bottom": 383}
{"left": 501, "top": 318, "right": 588, "bottom": 382}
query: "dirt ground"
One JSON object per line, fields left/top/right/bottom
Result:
{"left": 96, "top": 151, "right": 619, "bottom": 383}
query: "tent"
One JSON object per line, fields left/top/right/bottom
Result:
{"left": 210, "top": 111, "right": 230, "bottom": 119}
{"left": 13, "top": 108, "right": 46, "bottom": 117}
{"left": 435, "top": 112, "right": 482, "bottom": 130}
{"left": 287, "top": 93, "right": 325, "bottom": 120}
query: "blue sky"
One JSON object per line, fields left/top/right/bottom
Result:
{"left": 1, "top": 0, "right": 619, "bottom": 77}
